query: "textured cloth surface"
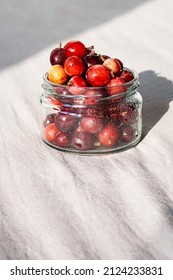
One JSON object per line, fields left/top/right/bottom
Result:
{"left": 0, "top": 0, "right": 173, "bottom": 260}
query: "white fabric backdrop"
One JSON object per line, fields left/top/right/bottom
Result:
{"left": 0, "top": 0, "right": 173, "bottom": 259}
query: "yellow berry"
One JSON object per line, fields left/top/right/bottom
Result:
{"left": 48, "top": 65, "right": 68, "bottom": 84}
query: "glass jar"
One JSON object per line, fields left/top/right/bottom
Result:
{"left": 40, "top": 68, "right": 142, "bottom": 154}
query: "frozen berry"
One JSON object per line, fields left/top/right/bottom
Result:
{"left": 48, "top": 65, "right": 68, "bottom": 84}
{"left": 50, "top": 47, "right": 66, "bottom": 65}
{"left": 99, "top": 123, "right": 119, "bottom": 147}
{"left": 55, "top": 112, "right": 79, "bottom": 132}
{"left": 55, "top": 131, "right": 70, "bottom": 147}
{"left": 64, "top": 40, "right": 86, "bottom": 58}
{"left": 119, "top": 124, "right": 136, "bottom": 143}
{"left": 86, "top": 65, "right": 111, "bottom": 87}
{"left": 71, "top": 131, "right": 94, "bottom": 150}
{"left": 43, "top": 113, "right": 56, "bottom": 127}
{"left": 80, "top": 116, "right": 104, "bottom": 134}
{"left": 103, "top": 58, "right": 121, "bottom": 74}
{"left": 68, "top": 76, "right": 88, "bottom": 95}
{"left": 64, "top": 56, "right": 85, "bottom": 77}
{"left": 107, "top": 77, "right": 126, "bottom": 96}
{"left": 44, "top": 123, "right": 59, "bottom": 142}
{"left": 84, "top": 54, "right": 102, "bottom": 68}
{"left": 120, "top": 70, "right": 134, "bottom": 82}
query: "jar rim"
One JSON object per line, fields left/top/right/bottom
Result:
{"left": 42, "top": 67, "right": 139, "bottom": 100}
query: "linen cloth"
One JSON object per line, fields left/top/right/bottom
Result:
{"left": 0, "top": 0, "right": 173, "bottom": 259}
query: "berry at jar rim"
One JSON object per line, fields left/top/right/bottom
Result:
{"left": 50, "top": 47, "right": 66, "bottom": 66}
{"left": 84, "top": 54, "right": 103, "bottom": 68}
{"left": 47, "top": 40, "right": 135, "bottom": 90}
{"left": 64, "top": 56, "right": 85, "bottom": 77}
{"left": 86, "top": 65, "right": 111, "bottom": 87}
{"left": 64, "top": 40, "right": 87, "bottom": 58}
{"left": 48, "top": 65, "right": 68, "bottom": 84}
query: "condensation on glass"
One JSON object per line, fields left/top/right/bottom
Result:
{"left": 40, "top": 68, "right": 143, "bottom": 154}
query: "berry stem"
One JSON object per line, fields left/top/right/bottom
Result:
{"left": 110, "top": 70, "right": 115, "bottom": 77}
{"left": 87, "top": 45, "right": 95, "bottom": 54}
{"left": 99, "top": 54, "right": 106, "bottom": 62}
{"left": 58, "top": 42, "right": 62, "bottom": 48}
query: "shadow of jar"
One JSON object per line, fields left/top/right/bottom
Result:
{"left": 139, "top": 70, "right": 173, "bottom": 138}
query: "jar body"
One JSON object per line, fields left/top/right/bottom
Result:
{"left": 40, "top": 72, "right": 142, "bottom": 154}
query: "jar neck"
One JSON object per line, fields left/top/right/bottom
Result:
{"left": 42, "top": 68, "right": 139, "bottom": 102}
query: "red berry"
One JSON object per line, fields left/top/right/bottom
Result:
{"left": 75, "top": 124, "right": 85, "bottom": 133}
{"left": 64, "top": 56, "right": 85, "bottom": 76}
{"left": 103, "top": 58, "right": 121, "bottom": 74}
{"left": 50, "top": 47, "right": 66, "bottom": 65}
{"left": 71, "top": 131, "right": 94, "bottom": 150}
{"left": 68, "top": 76, "right": 88, "bottom": 95}
{"left": 107, "top": 77, "right": 126, "bottom": 96}
{"left": 80, "top": 116, "right": 104, "bottom": 134}
{"left": 43, "top": 114, "right": 56, "bottom": 127}
{"left": 84, "top": 90, "right": 98, "bottom": 105}
{"left": 83, "top": 89, "right": 98, "bottom": 105}
{"left": 119, "top": 124, "right": 136, "bottom": 143}
{"left": 115, "top": 58, "right": 123, "bottom": 70}
{"left": 48, "top": 95, "right": 63, "bottom": 106}
{"left": 55, "top": 112, "right": 79, "bottom": 132}
{"left": 44, "top": 123, "right": 59, "bottom": 143}
{"left": 55, "top": 131, "right": 70, "bottom": 147}
{"left": 56, "top": 89, "right": 74, "bottom": 105}
{"left": 99, "top": 123, "right": 119, "bottom": 147}
{"left": 83, "top": 88, "right": 106, "bottom": 105}
{"left": 64, "top": 40, "right": 87, "bottom": 58}
{"left": 86, "top": 65, "right": 111, "bottom": 87}
{"left": 120, "top": 70, "right": 134, "bottom": 82}
{"left": 84, "top": 54, "right": 102, "bottom": 68}
{"left": 48, "top": 65, "right": 68, "bottom": 84}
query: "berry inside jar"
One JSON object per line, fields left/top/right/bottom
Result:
{"left": 41, "top": 40, "right": 142, "bottom": 154}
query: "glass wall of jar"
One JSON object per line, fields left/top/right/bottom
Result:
{"left": 40, "top": 69, "right": 142, "bottom": 154}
